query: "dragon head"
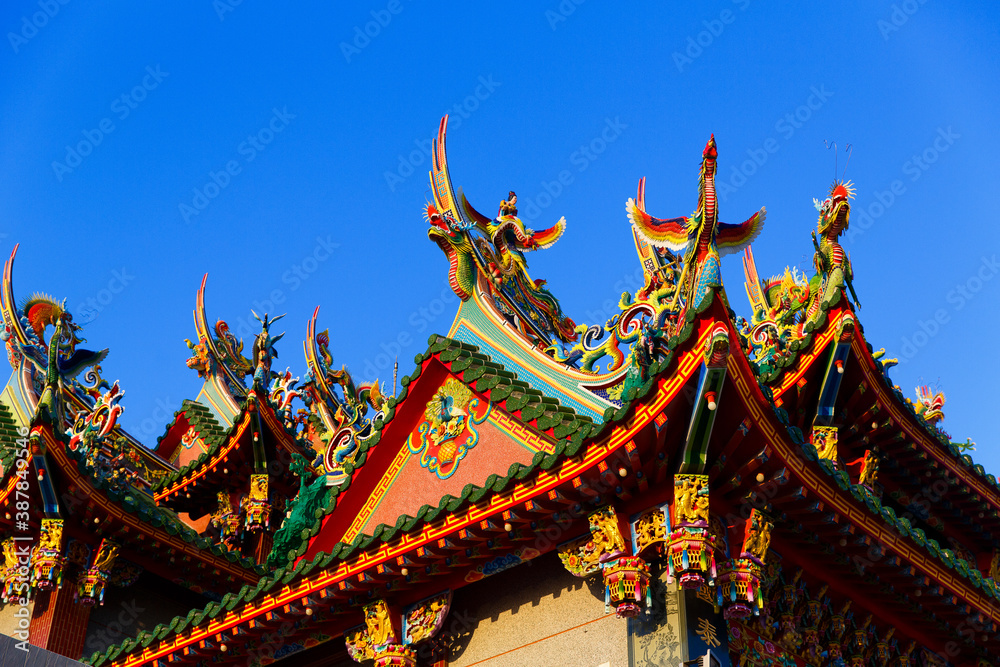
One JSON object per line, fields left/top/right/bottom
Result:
{"left": 813, "top": 180, "right": 855, "bottom": 238}
{"left": 914, "top": 385, "right": 945, "bottom": 425}
{"left": 426, "top": 203, "right": 477, "bottom": 301}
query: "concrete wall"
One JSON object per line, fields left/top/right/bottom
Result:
{"left": 0, "top": 598, "right": 33, "bottom": 640}
{"left": 447, "top": 552, "right": 628, "bottom": 667}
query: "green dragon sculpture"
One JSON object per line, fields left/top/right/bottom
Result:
{"left": 810, "top": 180, "right": 860, "bottom": 314}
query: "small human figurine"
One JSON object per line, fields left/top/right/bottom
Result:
{"left": 498, "top": 191, "right": 518, "bottom": 217}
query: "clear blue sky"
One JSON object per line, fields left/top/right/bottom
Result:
{"left": 0, "top": 2, "right": 997, "bottom": 468}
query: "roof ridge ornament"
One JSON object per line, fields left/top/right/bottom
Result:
{"left": 1, "top": 245, "right": 110, "bottom": 431}
{"left": 627, "top": 135, "right": 766, "bottom": 315}
{"left": 424, "top": 115, "right": 577, "bottom": 348}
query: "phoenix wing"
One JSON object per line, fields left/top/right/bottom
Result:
{"left": 715, "top": 207, "right": 766, "bottom": 257}
{"left": 527, "top": 216, "right": 566, "bottom": 250}
{"left": 625, "top": 198, "right": 689, "bottom": 252}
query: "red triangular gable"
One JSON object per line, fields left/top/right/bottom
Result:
{"left": 305, "top": 356, "right": 558, "bottom": 554}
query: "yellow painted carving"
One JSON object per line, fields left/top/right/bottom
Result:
{"left": 1, "top": 539, "right": 16, "bottom": 571}
{"left": 674, "top": 474, "right": 709, "bottom": 524}
{"left": 859, "top": 450, "right": 879, "bottom": 487}
{"left": 364, "top": 599, "right": 394, "bottom": 647}
{"left": 249, "top": 474, "right": 268, "bottom": 501}
{"left": 634, "top": 508, "right": 666, "bottom": 553}
{"left": 742, "top": 510, "right": 773, "bottom": 562}
{"left": 39, "top": 518, "right": 63, "bottom": 551}
{"left": 92, "top": 541, "right": 120, "bottom": 573}
{"left": 811, "top": 426, "right": 838, "bottom": 461}
{"left": 588, "top": 506, "right": 626, "bottom": 556}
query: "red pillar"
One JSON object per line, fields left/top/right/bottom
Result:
{"left": 29, "top": 584, "right": 91, "bottom": 659}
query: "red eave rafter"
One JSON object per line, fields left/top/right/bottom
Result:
{"left": 110, "top": 319, "right": 718, "bottom": 666}
{"left": 153, "top": 411, "right": 253, "bottom": 502}
{"left": 849, "top": 334, "right": 1000, "bottom": 518}
{"left": 39, "top": 426, "right": 259, "bottom": 586}
{"left": 728, "top": 350, "right": 1000, "bottom": 629}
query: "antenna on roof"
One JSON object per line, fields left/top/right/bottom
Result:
{"left": 824, "top": 140, "right": 854, "bottom": 182}
{"left": 392, "top": 356, "right": 398, "bottom": 398}
{"left": 823, "top": 140, "right": 838, "bottom": 180}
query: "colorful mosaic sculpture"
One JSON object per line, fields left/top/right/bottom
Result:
{"left": 406, "top": 378, "right": 490, "bottom": 480}
{"left": 67, "top": 380, "right": 124, "bottom": 455}
{"left": 302, "top": 307, "right": 386, "bottom": 485}
{"left": 914, "top": 385, "right": 945, "bottom": 425}
{"left": 426, "top": 116, "right": 577, "bottom": 347}
{"left": 811, "top": 425, "right": 838, "bottom": 462}
{"left": 717, "top": 509, "right": 773, "bottom": 619}
{"left": 626, "top": 135, "right": 766, "bottom": 311}
{"left": 666, "top": 474, "right": 716, "bottom": 589}
{"left": 14, "top": 293, "right": 109, "bottom": 426}
{"left": 76, "top": 539, "right": 119, "bottom": 606}
{"left": 811, "top": 179, "right": 859, "bottom": 310}
{"left": 601, "top": 555, "right": 651, "bottom": 618}
{"left": 243, "top": 474, "right": 270, "bottom": 532}
{"left": 31, "top": 517, "right": 64, "bottom": 592}
{"left": 210, "top": 491, "right": 242, "bottom": 549}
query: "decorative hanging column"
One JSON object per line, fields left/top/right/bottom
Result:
{"left": 210, "top": 491, "right": 242, "bottom": 550}
{"left": 243, "top": 474, "right": 270, "bottom": 533}
{"left": 346, "top": 593, "right": 452, "bottom": 667}
{"left": 589, "top": 506, "right": 650, "bottom": 618}
{"left": 75, "top": 539, "right": 119, "bottom": 606}
{"left": 30, "top": 518, "right": 64, "bottom": 593}
{"left": 717, "top": 509, "right": 773, "bottom": 619}
{"left": 666, "top": 474, "right": 716, "bottom": 590}
{"left": 1, "top": 538, "right": 27, "bottom": 604}
{"left": 556, "top": 505, "right": 652, "bottom": 618}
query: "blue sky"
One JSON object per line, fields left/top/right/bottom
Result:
{"left": 0, "top": 2, "right": 997, "bottom": 468}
